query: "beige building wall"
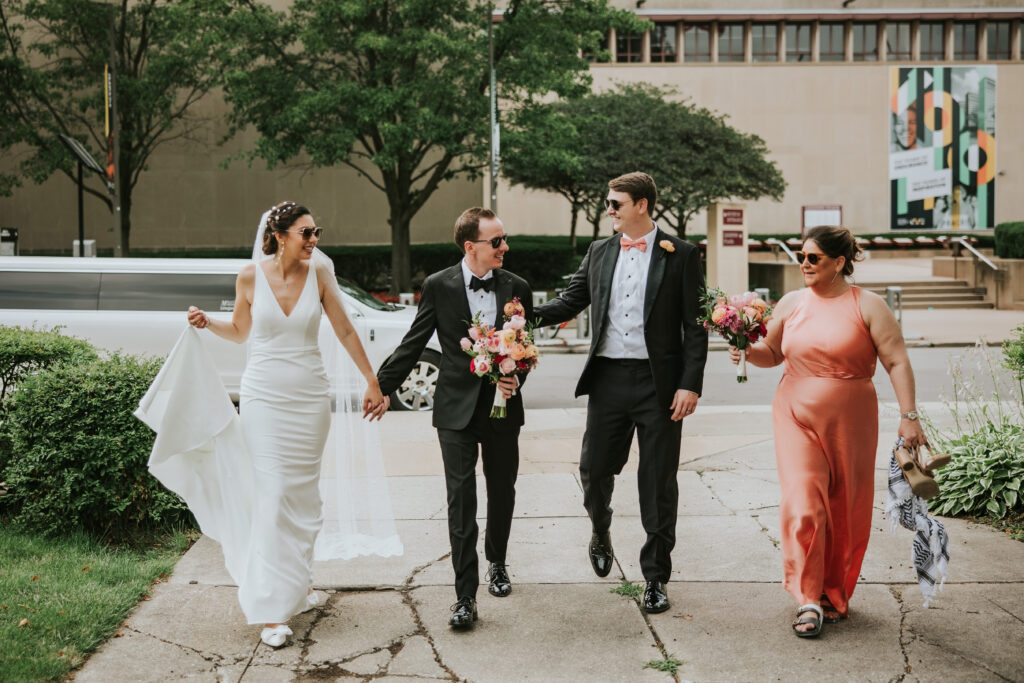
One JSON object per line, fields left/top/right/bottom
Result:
{"left": 499, "top": 61, "right": 1024, "bottom": 237}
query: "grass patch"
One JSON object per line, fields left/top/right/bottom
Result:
{"left": 610, "top": 580, "right": 642, "bottom": 601}
{"left": 0, "top": 526, "right": 195, "bottom": 682}
{"left": 644, "top": 654, "right": 684, "bottom": 675}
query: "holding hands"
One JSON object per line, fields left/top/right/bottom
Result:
{"left": 363, "top": 385, "right": 388, "bottom": 421}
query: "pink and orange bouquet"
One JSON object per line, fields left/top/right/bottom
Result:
{"left": 460, "top": 297, "right": 540, "bottom": 417}
{"left": 699, "top": 287, "right": 772, "bottom": 383}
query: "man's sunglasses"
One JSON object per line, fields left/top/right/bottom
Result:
{"left": 471, "top": 235, "right": 508, "bottom": 249}
{"left": 288, "top": 227, "right": 324, "bottom": 240}
{"left": 794, "top": 251, "right": 823, "bottom": 265}
{"left": 604, "top": 198, "right": 634, "bottom": 211}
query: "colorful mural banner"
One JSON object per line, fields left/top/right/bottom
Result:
{"left": 889, "top": 66, "right": 996, "bottom": 230}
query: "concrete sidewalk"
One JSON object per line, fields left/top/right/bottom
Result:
{"left": 76, "top": 405, "right": 1024, "bottom": 683}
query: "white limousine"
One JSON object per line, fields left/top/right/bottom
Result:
{"left": 0, "top": 256, "right": 441, "bottom": 410}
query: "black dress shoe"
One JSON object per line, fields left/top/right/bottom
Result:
{"left": 448, "top": 597, "right": 478, "bottom": 629}
{"left": 589, "top": 532, "right": 614, "bottom": 577}
{"left": 642, "top": 581, "right": 670, "bottom": 614}
{"left": 486, "top": 562, "right": 511, "bottom": 597}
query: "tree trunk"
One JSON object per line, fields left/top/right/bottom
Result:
{"left": 119, "top": 181, "right": 131, "bottom": 256}
{"left": 569, "top": 207, "right": 578, "bottom": 250}
{"left": 389, "top": 211, "right": 412, "bottom": 295}
{"left": 591, "top": 215, "right": 601, "bottom": 241}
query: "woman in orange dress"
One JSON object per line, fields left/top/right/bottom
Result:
{"left": 730, "top": 226, "right": 927, "bottom": 638}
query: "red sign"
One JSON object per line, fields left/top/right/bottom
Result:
{"left": 723, "top": 209, "right": 744, "bottom": 225}
{"left": 722, "top": 230, "right": 744, "bottom": 246}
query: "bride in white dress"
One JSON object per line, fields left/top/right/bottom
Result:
{"left": 185, "top": 202, "right": 388, "bottom": 646}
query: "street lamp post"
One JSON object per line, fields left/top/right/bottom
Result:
{"left": 488, "top": 3, "right": 498, "bottom": 213}
{"left": 106, "top": 2, "right": 123, "bottom": 256}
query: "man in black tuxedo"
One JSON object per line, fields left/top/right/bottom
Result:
{"left": 535, "top": 172, "right": 707, "bottom": 614}
{"left": 377, "top": 207, "right": 533, "bottom": 629}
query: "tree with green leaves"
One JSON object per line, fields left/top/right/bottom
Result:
{"left": 0, "top": 0, "right": 236, "bottom": 254}
{"left": 221, "top": 0, "right": 644, "bottom": 292}
{"left": 502, "top": 83, "right": 787, "bottom": 239}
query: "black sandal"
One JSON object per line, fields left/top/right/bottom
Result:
{"left": 820, "top": 595, "right": 843, "bottom": 624}
{"left": 792, "top": 604, "right": 823, "bottom": 638}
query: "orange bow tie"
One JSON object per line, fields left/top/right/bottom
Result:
{"left": 620, "top": 237, "right": 647, "bottom": 252}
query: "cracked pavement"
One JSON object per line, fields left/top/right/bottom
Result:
{"left": 74, "top": 406, "right": 1024, "bottom": 682}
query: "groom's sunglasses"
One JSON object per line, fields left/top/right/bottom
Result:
{"left": 604, "top": 198, "right": 634, "bottom": 211}
{"left": 470, "top": 235, "right": 508, "bottom": 249}
{"left": 288, "top": 227, "right": 324, "bottom": 240}
{"left": 794, "top": 251, "right": 823, "bottom": 265}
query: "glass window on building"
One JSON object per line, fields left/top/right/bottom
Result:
{"left": 852, "top": 23, "right": 878, "bottom": 61}
{"left": 986, "top": 21, "right": 1011, "bottom": 60}
{"left": 886, "top": 22, "right": 912, "bottom": 61}
{"left": 616, "top": 30, "right": 642, "bottom": 63}
{"left": 683, "top": 23, "right": 711, "bottom": 62}
{"left": 786, "top": 23, "right": 812, "bottom": 62}
{"left": 819, "top": 23, "right": 845, "bottom": 61}
{"left": 920, "top": 22, "right": 945, "bottom": 61}
{"left": 717, "top": 23, "right": 744, "bottom": 62}
{"left": 751, "top": 23, "right": 778, "bottom": 62}
{"left": 651, "top": 23, "right": 677, "bottom": 63}
{"left": 953, "top": 22, "right": 977, "bottom": 60}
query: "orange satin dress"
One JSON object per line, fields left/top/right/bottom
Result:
{"left": 772, "top": 286, "right": 878, "bottom": 616}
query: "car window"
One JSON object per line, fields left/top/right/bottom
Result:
{"left": 99, "top": 273, "right": 237, "bottom": 311}
{"left": 0, "top": 271, "right": 101, "bottom": 309}
{"left": 337, "top": 277, "right": 399, "bottom": 311}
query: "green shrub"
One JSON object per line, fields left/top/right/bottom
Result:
{"left": 1, "top": 354, "right": 192, "bottom": 542}
{"left": 932, "top": 423, "right": 1024, "bottom": 518}
{"left": 994, "top": 222, "right": 1024, "bottom": 259}
{"left": 0, "top": 326, "right": 98, "bottom": 475}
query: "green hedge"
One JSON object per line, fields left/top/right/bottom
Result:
{"left": 1, "top": 353, "right": 192, "bottom": 542}
{"left": 0, "top": 327, "right": 98, "bottom": 475}
{"left": 995, "top": 222, "right": 1024, "bottom": 259}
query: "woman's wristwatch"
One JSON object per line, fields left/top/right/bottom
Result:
{"left": 900, "top": 410, "right": 919, "bottom": 420}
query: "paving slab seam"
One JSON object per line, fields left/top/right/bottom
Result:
{"left": 890, "top": 585, "right": 913, "bottom": 682}
{"left": 748, "top": 513, "right": 781, "bottom": 549}
{"left": 399, "top": 553, "right": 460, "bottom": 682}
{"left": 694, "top": 471, "right": 738, "bottom": 517}
{"left": 986, "top": 596, "right": 1024, "bottom": 626}
{"left": 680, "top": 438, "right": 775, "bottom": 468}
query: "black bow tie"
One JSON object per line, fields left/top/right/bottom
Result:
{"left": 469, "top": 276, "right": 495, "bottom": 292}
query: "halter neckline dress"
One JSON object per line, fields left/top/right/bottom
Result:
{"left": 772, "top": 285, "right": 878, "bottom": 616}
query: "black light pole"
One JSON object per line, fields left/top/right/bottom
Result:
{"left": 58, "top": 134, "right": 106, "bottom": 257}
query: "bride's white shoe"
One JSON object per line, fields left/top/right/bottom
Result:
{"left": 302, "top": 590, "right": 320, "bottom": 613}
{"left": 260, "top": 624, "right": 292, "bottom": 648}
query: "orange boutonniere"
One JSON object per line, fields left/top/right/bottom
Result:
{"left": 659, "top": 239, "right": 675, "bottom": 253}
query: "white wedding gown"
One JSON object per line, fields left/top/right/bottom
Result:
{"left": 138, "top": 260, "right": 405, "bottom": 627}
{"left": 236, "top": 262, "right": 330, "bottom": 623}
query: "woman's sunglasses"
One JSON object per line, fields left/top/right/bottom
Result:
{"left": 794, "top": 251, "right": 823, "bottom": 265}
{"left": 470, "top": 235, "right": 508, "bottom": 249}
{"left": 288, "top": 227, "right": 324, "bottom": 240}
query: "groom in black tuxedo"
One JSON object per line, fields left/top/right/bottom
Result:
{"left": 377, "top": 207, "right": 533, "bottom": 629}
{"left": 536, "top": 172, "right": 707, "bottom": 614}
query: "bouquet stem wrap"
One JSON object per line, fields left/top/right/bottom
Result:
{"left": 490, "top": 390, "right": 507, "bottom": 418}
{"left": 737, "top": 348, "right": 748, "bottom": 383}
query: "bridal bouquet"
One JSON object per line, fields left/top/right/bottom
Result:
{"left": 699, "top": 288, "right": 772, "bottom": 383}
{"left": 460, "top": 297, "right": 539, "bottom": 418}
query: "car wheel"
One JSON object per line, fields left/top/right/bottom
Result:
{"left": 390, "top": 349, "right": 441, "bottom": 411}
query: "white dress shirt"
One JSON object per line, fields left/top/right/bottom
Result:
{"left": 461, "top": 258, "right": 497, "bottom": 326}
{"left": 595, "top": 227, "right": 657, "bottom": 359}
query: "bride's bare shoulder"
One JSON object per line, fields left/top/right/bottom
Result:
{"left": 237, "top": 263, "right": 257, "bottom": 285}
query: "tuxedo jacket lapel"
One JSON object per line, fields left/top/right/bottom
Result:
{"left": 592, "top": 236, "right": 620, "bottom": 335}
{"left": 446, "top": 266, "right": 473, "bottom": 324}
{"left": 492, "top": 271, "right": 512, "bottom": 328}
{"left": 644, "top": 229, "right": 668, "bottom": 324}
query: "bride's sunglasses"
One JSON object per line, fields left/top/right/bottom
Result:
{"left": 794, "top": 251, "right": 824, "bottom": 265}
{"left": 288, "top": 227, "right": 324, "bottom": 240}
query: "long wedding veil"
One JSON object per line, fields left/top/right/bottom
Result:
{"left": 253, "top": 210, "right": 403, "bottom": 560}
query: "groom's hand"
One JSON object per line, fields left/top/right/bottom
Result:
{"left": 497, "top": 376, "right": 518, "bottom": 399}
{"left": 669, "top": 390, "right": 698, "bottom": 422}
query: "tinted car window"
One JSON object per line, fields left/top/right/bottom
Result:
{"left": 337, "top": 277, "right": 399, "bottom": 312}
{"left": 99, "top": 273, "right": 237, "bottom": 311}
{"left": 0, "top": 271, "right": 101, "bottom": 309}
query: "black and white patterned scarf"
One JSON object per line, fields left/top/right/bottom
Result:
{"left": 884, "top": 437, "right": 950, "bottom": 607}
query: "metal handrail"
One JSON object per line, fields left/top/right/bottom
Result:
{"left": 764, "top": 237, "right": 800, "bottom": 264}
{"left": 952, "top": 237, "right": 998, "bottom": 271}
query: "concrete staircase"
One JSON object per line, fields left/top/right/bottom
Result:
{"left": 862, "top": 279, "right": 993, "bottom": 309}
